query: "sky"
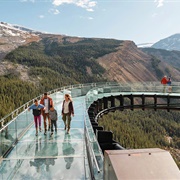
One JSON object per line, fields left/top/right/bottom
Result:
{"left": 1, "top": 0, "right": 180, "bottom": 44}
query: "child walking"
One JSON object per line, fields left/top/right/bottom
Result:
{"left": 49, "top": 105, "right": 58, "bottom": 136}
{"left": 28, "top": 99, "right": 45, "bottom": 136}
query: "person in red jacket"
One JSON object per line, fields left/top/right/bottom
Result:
{"left": 40, "top": 92, "right": 53, "bottom": 135}
{"left": 62, "top": 94, "right": 74, "bottom": 134}
{"left": 161, "top": 75, "right": 168, "bottom": 93}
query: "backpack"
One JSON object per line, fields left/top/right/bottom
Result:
{"left": 33, "top": 108, "right": 41, "bottom": 116}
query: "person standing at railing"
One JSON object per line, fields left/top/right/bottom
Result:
{"left": 167, "top": 76, "right": 172, "bottom": 93}
{"left": 61, "top": 94, "right": 74, "bottom": 134}
{"left": 28, "top": 99, "right": 45, "bottom": 136}
{"left": 161, "top": 75, "right": 168, "bottom": 93}
{"left": 40, "top": 92, "right": 53, "bottom": 135}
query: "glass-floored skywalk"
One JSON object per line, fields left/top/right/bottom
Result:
{"left": 1, "top": 82, "right": 180, "bottom": 180}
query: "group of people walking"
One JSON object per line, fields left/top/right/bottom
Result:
{"left": 28, "top": 93, "right": 74, "bottom": 136}
{"left": 161, "top": 75, "right": 172, "bottom": 93}
{"left": 28, "top": 75, "right": 171, "bottom": 136}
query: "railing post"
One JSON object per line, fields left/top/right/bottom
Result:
{"left": 130, "top": 94, "right": 134, "bottom": 111}
{"left": 110, "top": 96, "right": 115, "bottom": 107}
{"left": 103, "top": 97, "right": 108, "bottom": 109}
{"left": 154, "top": 94, "right": 157, "bottom": 111}
{"left": 142, "top": 94, "right": 145, "bottom": 111}
{"left": 167, "top": 95, "right": 170, "bottom": 112}
{"left": 120, "top": 94, "right": 124, "bottom": 111}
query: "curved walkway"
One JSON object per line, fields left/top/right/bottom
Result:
{"left": 1, "top": 82, "right": 180, "bottom": 179}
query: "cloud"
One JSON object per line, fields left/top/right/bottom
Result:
{"left": 88, "top": 17, "right": 93, "bottom": 20}
{"left": 154, "top": 0, "right": 164, "bottom": 8}
{"left": 80, "top": 16, "right": 93, "bottom": 20}
{"left": 52, "top": 0, "right": 97, "bottom": 11}
{"left": 49, "top": 9, "right": 60, "bottom": 15}
{"left": 39, "top": 15, "right": 44, "bottom": 18}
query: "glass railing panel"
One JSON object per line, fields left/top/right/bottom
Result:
{"left": 54, "top": 91, "right": 64, "bottom": 105}
{"left": 27, "top": 111, "right": 34, "bottom": 126}
{"left": 87, "top": 128, "right": 96, "bottom": 142}
{"left": 87, "top": 153, "right": 103, "bottom": 179}
{"left": 48, "top": 93, "right": 57, "bottom": 104}
{"left": 0, "top": 120, "right": 17, "bottom": 158}
{"left": 93, "top": 155, "right": 104, "bottom": 179}
{"left": 91, "top": 141, "right": 102, "bottom": 155}
{"left": 16, "top": 111, "right": 30, "bottom": 137}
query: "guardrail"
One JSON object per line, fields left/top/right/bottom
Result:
{"left": 2, "top": 81, "right": 180, "bottom": 128}
{"left": 0, "top": 82, "right": 114, "bottom": 128}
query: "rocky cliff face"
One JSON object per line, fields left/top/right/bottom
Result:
{"left": 98, "top": 41, "right": 180, "bottom": 82}
{"left": 98, "top": 41, "right": 178, "bottom": 82}
{"left": 0, "top": 22, "right": 40, "bottom": 60}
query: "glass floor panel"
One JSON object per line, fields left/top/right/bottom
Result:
{"left": 0, "top": 157, "right": 86, "bottom": 180}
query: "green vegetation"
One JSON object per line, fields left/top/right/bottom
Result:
{"left": 0, "top": 76, "right": 39, "bottom": 118}
{"left": 99, "top": 109, "right": 180, "bottom": 168}
{"left": 142, "top": 47, "right": 180, "bottom": 70}
{"left": 151, "top": 56, "right": 164, "bottom": 78}
{"left": 0, "top": 38, "right": 123, "bottom": 119}
{"left": 4, "top": 38, "right": 122, "bottom": 85}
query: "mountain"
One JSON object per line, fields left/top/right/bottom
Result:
{"left": 1, "top": 22, "right": 180, "bottom": 85}
{"left": 141, "top": 47, "right": 180, "bottom": 71}
{"left": 152, "top": 34, "right": 180, "bottom": 51}
{"left": 0, "top": 22, "right": 40, "bottom": 59}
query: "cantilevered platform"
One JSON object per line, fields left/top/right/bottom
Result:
{"left": 0, "top": 82, "right": 180, "bottom": 179}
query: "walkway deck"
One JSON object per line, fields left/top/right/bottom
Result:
{"left": 0, "top": 96, "right": 90, "bottom": 179}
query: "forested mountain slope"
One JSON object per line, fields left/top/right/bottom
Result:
{"left": 99, "top": 109, "right": 180, "bottom": 169}
{"left": 141, "top": 47, "right": 180, "bottom": 72}
{"left": 1, "top": 34, "right": 180, "bottom": 117}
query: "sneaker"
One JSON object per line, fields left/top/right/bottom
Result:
{"left": 50, "top": 132, "right": 53, "bottom": 137}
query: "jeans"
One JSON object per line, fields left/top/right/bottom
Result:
{"left": 51, "top": 120, "right": 57, "bottom": 132}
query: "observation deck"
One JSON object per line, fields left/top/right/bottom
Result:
{"left": 0, "top": 82, "right": 180, "bottom": 179}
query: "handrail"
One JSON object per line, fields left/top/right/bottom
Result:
{"left": 84, "top": 91, "right": 103, "bottom": 174}
{"left": 2, "top": 81, "right": 180, "bottom": 126}
{"left": 0, "top": 82, "right": 100, "bottom": 126}
{"left": 85, "top": 125, "right": 101, "bottom": 173}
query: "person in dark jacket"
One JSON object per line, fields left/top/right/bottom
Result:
{"left": 28, "top": 99, "right": 45, "bottom": 136}
{"left": 61, "top": 94, "right": 74, "bottom": 134}
{"left": 167, "top": 76, "right": 172, "bottom": 93}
